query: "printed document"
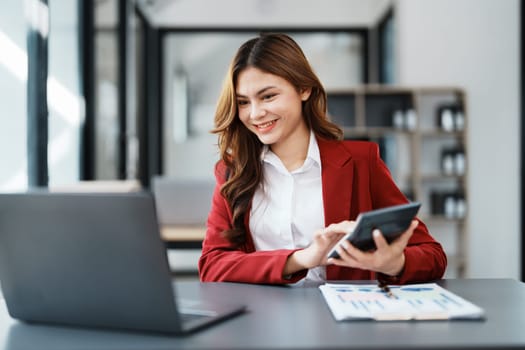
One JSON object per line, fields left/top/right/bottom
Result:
{"left": 319, "top": 283, "right": 485, "bottom": 321}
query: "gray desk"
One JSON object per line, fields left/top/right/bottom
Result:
{"left": 0, "top": 279, "right": 524, "bottom": 349}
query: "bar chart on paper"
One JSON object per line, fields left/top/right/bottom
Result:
{"left": 319, "top": 283, "right": 485, "bottom": 321}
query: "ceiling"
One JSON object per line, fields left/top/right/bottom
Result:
{"left": 134, "top": 0, "right": 393, "bottom": 29}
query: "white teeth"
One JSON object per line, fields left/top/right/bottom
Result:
{"left": 257, "top": 120, "right": 275, "bottom": 128}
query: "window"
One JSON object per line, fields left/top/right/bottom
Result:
{"left": 0, "top": 0, "right": 28, "bottom": 191}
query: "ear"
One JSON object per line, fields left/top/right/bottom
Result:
{"left": 300, "top": 87, "right": 312, "bottom": 101}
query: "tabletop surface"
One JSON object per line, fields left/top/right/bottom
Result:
{"left": 1, "top": 278, "right": 524, "bottom": 350}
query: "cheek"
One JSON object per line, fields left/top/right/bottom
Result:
{"left": 278, "top": 101, "right": 302, "bottom": 120}
{"left": 276, "top": 97, "right": 302, "bottom": 115}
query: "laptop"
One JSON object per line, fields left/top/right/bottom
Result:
{"left": 0, "top": 191, "right": 246, "bottom": 334}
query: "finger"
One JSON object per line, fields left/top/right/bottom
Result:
{"left": 376, "top": 220, "right": 418, "bottom": 251}
{"left": 312, "top": 228, "right": 325, "bottom": 239}
{"left": 325, "top": 229, "right": 348, "bottom": 240}
{"left": 314, "top": 228, "right": 338, "bottom": 241}
{"left": 325, "top": 220, "right": 356, "bottom": 234}
{"left": 328, "top": 245, "right": 355, "bottom": 267}
{"left": 333, "top": 242, "right": 353, "bottom": 261}
{"left": 318, "top": 231, "right": 346, "bottom": 247}
{"left": 343, "top": 220, "right": 357, "bottom": 232}
{"left": 372, "top": 229, "right": 389, "bottom": 251}
{"left": 396, "top": 220, "right": 418, "bottom": 247}
{"left": 406, "top": 219, "right": 418, "bottom": 235}
{"left": 331, "top": 244, "right": 362, "bottom": 268}
{"left": 340, "top": 240, "right": 369, "bottom": 262}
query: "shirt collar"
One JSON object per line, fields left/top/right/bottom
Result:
{"left": 261, "top": 130, "right": 321, "bottom": 172}
{"left": 307, "top": 130, "right": 321, "bottom": 168}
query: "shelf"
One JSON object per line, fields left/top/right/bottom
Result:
{"left": 419, "top": 215, "right": 467, "bottom": 224}
{"left": 343, "top": 127, "right": 413, "bottom": 137}
{"left": 419, "top": 130, "right": 465, "bottom": 137}
{"left": 418, "top": 174, "right": 466, "bottom": 181}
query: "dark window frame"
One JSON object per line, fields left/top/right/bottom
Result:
{"left": 27, "top": 0, "right": 49, "bottom": 188}
{"left": 519, "top": 2, "right": 525, "bottom": 282}
{"left": 79, "top": 0, "right": 95, "bottom": 180}
{"left": 377, "top": 7, "right": 395, "bottom": 84}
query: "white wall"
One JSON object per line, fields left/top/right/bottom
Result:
{"left": 396, "top": 0, "right": 520, "bottom": 278}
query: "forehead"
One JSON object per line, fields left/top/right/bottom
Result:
{"left": 235, "top": 67, "right": 293, "bottom": 95}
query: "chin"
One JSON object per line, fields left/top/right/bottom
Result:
{"left": 257, "top": 137, "right": 275, "bottom": 145}
{"left": 256, "top": 133, "right": 279, "bottom": 145}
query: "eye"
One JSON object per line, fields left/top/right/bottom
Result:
{"left": 262, "top": 93, "right": 276, "bottom": 101}
{"left": 237, "top": 99, "right": 249, "bottom": 107}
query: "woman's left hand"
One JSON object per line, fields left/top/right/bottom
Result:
{"left": 327, "top": 220, "right": 418, "bottom": 276}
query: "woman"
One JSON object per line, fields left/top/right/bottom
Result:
{"left": 198, "top": 33, "right": 447, "bottom": 285}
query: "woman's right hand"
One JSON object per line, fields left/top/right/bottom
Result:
{"left": 282, "top": 221, "right": 355, "bottom": 277}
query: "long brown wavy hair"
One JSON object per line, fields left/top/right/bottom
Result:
{"left": 212, "top": 33, "right": 343, "bottom": 246}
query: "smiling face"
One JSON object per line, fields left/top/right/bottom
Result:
{"left": 235, "top": 67, "right": 311, "bottom": 152}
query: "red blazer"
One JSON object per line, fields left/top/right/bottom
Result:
{"left": 199, "top": 138, "right": 447, "bottom": 284}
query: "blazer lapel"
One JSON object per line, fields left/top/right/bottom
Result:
{"left": 317, "top": 138, "right": 354, "bottom": 225}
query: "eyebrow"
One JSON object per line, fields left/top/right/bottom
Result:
{"left": 235, "top": 86, "right": 277, "bottom": 98}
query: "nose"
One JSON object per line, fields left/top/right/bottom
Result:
{"left": 250, "top": 102, "right": 266, "bottom": 120}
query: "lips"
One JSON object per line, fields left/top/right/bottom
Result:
{"left": 255, "top": 120, "right": 276, "bottom": 129}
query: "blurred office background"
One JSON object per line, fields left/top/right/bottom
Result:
{"left": 0, "top": 0, "right": 522, "bottom": 280}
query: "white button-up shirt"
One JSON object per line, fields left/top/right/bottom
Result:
{"left": 249, "top": 132, "right": 326, "bottom": 283}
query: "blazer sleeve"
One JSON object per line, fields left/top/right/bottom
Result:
{"left": 367, "top": 144, "right": 448, "bottom": 283}
{"left": 198, "top": 162, "right": 307, "bottom": 284}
